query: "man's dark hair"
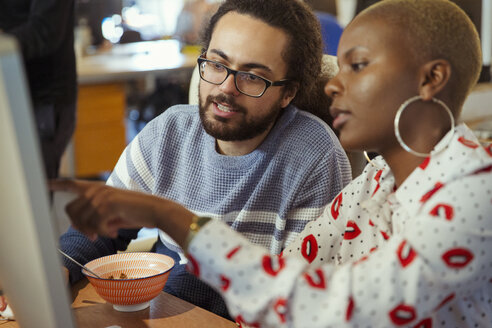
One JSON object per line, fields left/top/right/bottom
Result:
{"left": 200, "top": 0, "right": 323, "bottom": 104}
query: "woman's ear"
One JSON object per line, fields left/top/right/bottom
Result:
{"left": 419, "top": 59, "right": 451, "bottom": 101}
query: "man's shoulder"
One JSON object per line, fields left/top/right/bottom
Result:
{"left": 135, "top": 104, "right": 202, "bottom": 145}
{"left": 157, "top": 104, "right": 199, "bottom": 120}
{"left": 266, "top": 107, "right": 347, "bottom": 170}
{"left": 283, "top": 107, "right": 340, "bottom": 147}
{"left": 146, "top": 104, "right": 200, "bottom": 129}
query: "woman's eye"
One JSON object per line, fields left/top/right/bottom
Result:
{"left": 351, "top": 62, "right": 367, "bottom": 72}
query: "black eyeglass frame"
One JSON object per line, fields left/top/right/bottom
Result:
{"left": 197, "top": 56, "right": 290, "bottom": 98}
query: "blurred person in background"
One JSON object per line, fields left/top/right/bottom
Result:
{"left": 174, "top": 0, "right": 220, "bottom": 45}
{"left": 0, "top": 0, "right": 77, "bottom": 179}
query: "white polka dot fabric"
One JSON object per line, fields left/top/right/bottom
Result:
{"left": 189, "top": 124, "right": 492, "bottom": 327}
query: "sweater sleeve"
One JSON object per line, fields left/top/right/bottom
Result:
{"left": 186, "top": 170, "right": 492, "bottom": 327}
{"left": 106, "top": 115, "right": 163, "bottom": 193}
{"left": 59, "top": 227, "right": 138, "bottom": 284}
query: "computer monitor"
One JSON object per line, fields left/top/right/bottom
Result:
{"left": 0, "top": 34, "right": 76, "bottom": 327}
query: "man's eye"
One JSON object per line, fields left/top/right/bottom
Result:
{"left": 351, "top": 62, "right": 367, "bottom": 72}
{"left": 210, "top": 62, "right": 225, "bottom": 71}
{"left": 242, "top": 73, "right": 261, "bottom": 82}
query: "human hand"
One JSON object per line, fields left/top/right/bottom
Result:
{"left": 0, "top": 292, "right": 6, "bottom": 313}
{"left": 49, "top": 179, "right": 163, "bottom": 239}
{"left": 62, "top": 267, "right": 70, "bottom": 284}
{"left": 0, "top": 292, "right": 14, "bottom": 320}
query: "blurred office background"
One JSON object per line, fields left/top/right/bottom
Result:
{"left": 62, "top": 0, "right": 491, "bottom": 179}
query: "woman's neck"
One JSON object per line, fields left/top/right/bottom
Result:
{"left": 382, "top": 148, "right": 426, "bottom": 188}
{"left": 381, "top": 124, "right": 451, "bottom": 187}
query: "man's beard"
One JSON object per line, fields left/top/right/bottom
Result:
{"left": 198, "top": 90, "right": 283, "bottom": 141}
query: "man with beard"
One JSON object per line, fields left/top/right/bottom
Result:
{"left": 59, "top": 0, "right": 351, "bottom": 319}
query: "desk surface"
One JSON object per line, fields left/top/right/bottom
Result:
{"left": 2, "top": 280, "right": 236, "bottom": 328}
{"left": 77, "top": 40, "right": 199, "bottom": 85}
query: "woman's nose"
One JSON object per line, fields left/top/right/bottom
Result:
{"left": 325, "top": 75, "right": 342, "bottom": 98}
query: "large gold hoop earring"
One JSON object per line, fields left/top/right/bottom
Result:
{"left": 394, "top": 96, "right": 455, "bottom": 157}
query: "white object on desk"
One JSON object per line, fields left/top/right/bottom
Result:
{"left": 51, "top": 191, "right": 78, "bottom": 236}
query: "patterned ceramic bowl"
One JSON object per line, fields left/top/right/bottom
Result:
{"left": 82, "top": 252, "right": 174, "bottom": 312}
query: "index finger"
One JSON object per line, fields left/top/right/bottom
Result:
{"left": 48, "top": 179, "right": 95, "bottom": 194}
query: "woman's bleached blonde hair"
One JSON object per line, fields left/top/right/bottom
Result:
{"left": 357, "top": 0, "right": 482, "bottom": 113}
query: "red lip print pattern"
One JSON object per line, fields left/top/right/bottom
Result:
{"left": 262, "top": 254, "right": 286, "bottom": 276}
{"left": 346, "top": 297, "right": 354, "bottom": 322}
{"left": 442, "top": 248, "right": 474, "bottom": 268}
{"left": 274, "top": 298, "right": 288, "bottom": 323}
{"left": 226, "top": 245, "right": 242, "bottom": 259}
{"left": 186, "top": 254, "right": 200, "bottom": 277}
{"left": 420, "top": 182, "right": 444, "bottom": 203}
{"left": 419, "top": 156, "right": 430, "bottom": 170}
{"left": 397, "top": 240, "right": 417, "bottom": 268}
{"left": 389, "top": 303, "right": 417, "bottom": 326}
{"left": 434, "top": 293, "right": 455, "bottom": 311}
{"left": 220, "top": 275, "right": 230, "bottom": 291}
{"left": 380, "top": 230, "right": 390, "bottom": 240}
{"left": 372, "top": 170, "right": 383, "bottom": 197}
{"left": 485, "top": 144, "right": 492, "bottom": 156}
{"left": 353, "top": 255, "right": 369, "bottom": 265}
{"left": 413, "top": 317, "right": 432, "bottom": 328}
{"left": 331, "top": 193, "right": 342, "bottom": 219}
{"left": 344, "top": 220, "right": 361, "bottom": 240}
{"left": 429, "top": 203, "right": 454, "bottom": 221}
{"left": 303, "top": 268, "right": 326, "bottom": 289}
{"left": 301, "top": 234, "right": 318, "bottom": 263}
{"left": 473, "top": 164, "right": 492, "bottom": 175}
{"left": 458, "top": 136, "right": 479, "bottom": 149}
{"left": 235, "top": 315, "right": 260, "bottom": 328}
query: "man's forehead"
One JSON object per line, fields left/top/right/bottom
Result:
{"left": 209, "top": 12, "right": 289, "bottom": 74}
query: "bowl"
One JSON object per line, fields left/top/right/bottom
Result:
{"left": 82, "top": 252, "right": 174, "bottom": 312}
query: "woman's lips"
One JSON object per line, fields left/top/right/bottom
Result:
{"left": 332, "top": 112, "right": 351, "bottom": 130}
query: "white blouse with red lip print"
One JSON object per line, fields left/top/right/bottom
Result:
{"left": 187, "top": 123, "right": 492, "bottom": 328}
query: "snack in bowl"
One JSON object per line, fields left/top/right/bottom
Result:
{"left": 82, "top": 252, "right": 174, "bottom": 312}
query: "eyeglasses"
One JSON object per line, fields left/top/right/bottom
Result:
{"left": 197, "top": 56, "right": 290, "bottom": 98}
